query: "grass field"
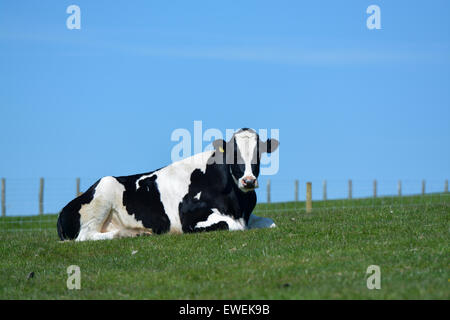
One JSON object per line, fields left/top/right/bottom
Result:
{"left": 0, "top": 194, "right": 448, "bottom": 299}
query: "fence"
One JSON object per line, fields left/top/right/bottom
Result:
{"left": 253, "top": 178, "right": 449, "bottom": 215}
{"left": 263, "top": 178, "right": 449, "bottom": 203}
{"left": 0, "top": 177, "right": 100, "bottom": 217}
{"left": 0, "top": 177, "right": 449, "bottom": 232}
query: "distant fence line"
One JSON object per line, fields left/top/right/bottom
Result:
{"left": 0, "top": 177, "right": 449, "bottom": 217}
{"left": 266, "top": 178, "right": 449, "bottom": 213}
{"left": 1, "top": 178, "right": 5, "bottom": 216}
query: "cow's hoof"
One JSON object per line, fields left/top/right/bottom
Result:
{"left": 137, "top": 231, "right": 152, "bottom": 237}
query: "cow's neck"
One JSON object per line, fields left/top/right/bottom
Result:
{"left": 222, "top": 162, "right": 257, "bottom": 221}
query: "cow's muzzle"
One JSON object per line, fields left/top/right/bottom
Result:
{"left": 242, "top": 177, "right": 258, "bottom": 189}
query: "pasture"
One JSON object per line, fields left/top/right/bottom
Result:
{"left": 0, "top": 194, "right": 448, "bottom": 299}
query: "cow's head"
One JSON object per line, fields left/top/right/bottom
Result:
{"left": 213, "top": 128, "right": 279, "bottom": 192}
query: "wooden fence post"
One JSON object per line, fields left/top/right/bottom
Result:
{"left": 76, "top": 178, "right": 81, "bottom": 196}
{"left": 445, "top": 180, "right": 448, "bottom": 193}
{"left": 294, "top": 180, "right": 299, "bottom": 202}
{"left": 323, "top": 180, "right": 327, "bottom": 201}
{"left": 1, "top": 178, "right": 5, "bottom": 217}
{"left": 39, "top": 177, "right": 44, "bottom": 215}
{"left": 348, "top": 179, "right": 352, "bottom": 200}
{"left": 306, "top": 182, "right": 312, "bottom": 213}
{"left": 398, "top": 180, "right": 402, "bottom": 197}
{"left": 422, "top": 180, "right": 426, "bottom": 195}
{"left": 373, "top": 180, "right": 377, "bottom": 198}
{"left": 267, "top": 179, "right": 271, "bottom": 204}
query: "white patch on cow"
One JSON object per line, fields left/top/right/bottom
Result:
{"left": 76, "top": 176, "right": 151, "bottom": 241}
{"left": 234, "top": 130, "right": 258, "bottom": 190}
{"left": 135, "top": 173, "right": 155, "bottom": 190}
{"left": 147, "top": 151, "right": 214, "bottom": 233}
{"left": 194, "top": 192, "right": 201, "bottom": 200}
{"left": 247, "top": 214, "right": 276, "bottom": 229}
{"left": 195, "top": 208, "right": 246, "bottom": 231}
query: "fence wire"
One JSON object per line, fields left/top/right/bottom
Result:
{"left": 0, "top": 178, "right": 448, "bottom": 233}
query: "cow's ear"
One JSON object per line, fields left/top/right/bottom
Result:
{"left": 260, "top": 138, "right": 279, "bottom": 154}
{"left": 213, "top": 139, "right": 226, "bottom": 153}
{"left": 266, "top": 138, "right": 279, "bottom": 153}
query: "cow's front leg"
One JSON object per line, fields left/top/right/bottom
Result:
{"left": 189, "top": 208, "right": 246, "bottom": 233}
{"left": 193, "top": 220, "right": 229, "bottom": 232}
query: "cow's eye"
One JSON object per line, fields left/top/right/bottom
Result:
{"left": 232, "top": 164, "right": 245, "bottom": 178}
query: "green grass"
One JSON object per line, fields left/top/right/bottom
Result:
{"left": 0, "top": 194, "right": 449, "bottom": 299}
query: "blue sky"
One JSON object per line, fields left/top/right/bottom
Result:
{"left": 0, "top": 1, "right": 449, "bottom": 214}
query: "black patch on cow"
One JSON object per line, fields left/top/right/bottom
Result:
{"left": 115, "top": 173, "right": 170, "bottom": 234}
{"left": 57, "top": 179, "right": 101, "bottom": 240}
{"left": 179, "top": 198, "right": 215, "bottom": 233}
{"left": 179, "top": 160, "right": 257, "bottom": 233}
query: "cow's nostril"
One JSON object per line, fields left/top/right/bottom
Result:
{"left": 243, "top": 179, "right": 256, "bottom": 188}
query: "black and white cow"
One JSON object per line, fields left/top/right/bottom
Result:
{"left": 57, "top": 128, "right": 279, "bottom": 241}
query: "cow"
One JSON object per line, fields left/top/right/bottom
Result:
{"left": 57, "top": 128, "right": 279, "bottom": 241}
